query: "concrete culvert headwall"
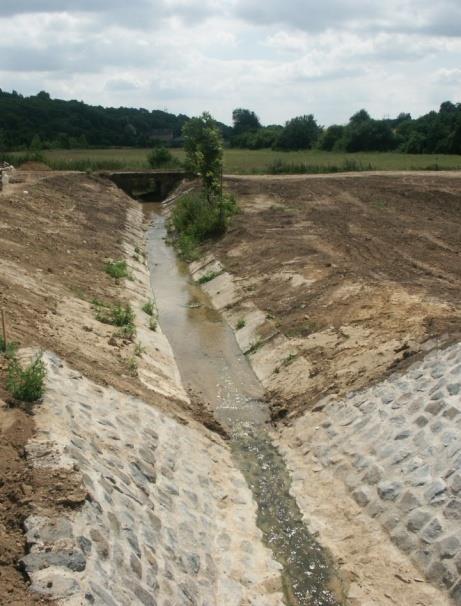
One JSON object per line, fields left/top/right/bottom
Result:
{"left": 106, "top": 170, "right": 187, "bottom": 202}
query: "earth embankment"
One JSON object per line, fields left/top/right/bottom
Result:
{"left": 209, "top": 173, "right": 461, "bottom": 418}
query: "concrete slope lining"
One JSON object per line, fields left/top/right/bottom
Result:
{"left": 279, "top": 342, "right": 461, "bottom": 605}
{"left": 24, "top": 351, "right": 284, "bottom": 606}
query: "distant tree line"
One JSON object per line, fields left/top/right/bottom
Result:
{"left": 0, "top": 89, "right": 231, "bottom": 151}
{"left": 230, "top": 103, "right": 461, "bottom": 154}
{"left": 0, "top": 89, "right": 460, "bottom": 155}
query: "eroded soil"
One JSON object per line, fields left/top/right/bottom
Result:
{"left": 213, "top": 173, "right": 461, "bottom": 418}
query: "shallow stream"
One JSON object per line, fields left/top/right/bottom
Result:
{"left": 144, "top": 204, "right": 344, "bottom": 606}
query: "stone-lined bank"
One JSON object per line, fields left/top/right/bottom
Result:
{"left": 279, "top": 343, "right": 461, "bottom": 605}
{"left": 24, "top": 352, "right": 283, "bottom": 605}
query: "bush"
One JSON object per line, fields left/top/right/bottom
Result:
{"left": 171, "top": 191, "right": 238, "bottom": 261}
{"left": 105, "top": 260, "right": 130, "bottom": 279}
{"left": 7, "top": 354, "right": 46, "bottom": 402}
{"left": 147, "top": 147, "right": 176, "bottom": 168}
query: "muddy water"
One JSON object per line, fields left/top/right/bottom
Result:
{"left": 144, "top": 204, "right": 344, "bottom": 606}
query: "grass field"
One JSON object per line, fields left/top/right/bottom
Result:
{"left": 11, "top": 147, "right": 461, "bottom": 174}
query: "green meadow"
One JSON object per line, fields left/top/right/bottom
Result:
{"left": 11, "top": 147, "right": 461, "bottom": 174}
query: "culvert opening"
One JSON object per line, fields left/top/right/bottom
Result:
{"left": 106, "top": 170, "right": 187, "bottom": 202}
{"left": 135, "top": 196, "right": 347, "bottom": 605}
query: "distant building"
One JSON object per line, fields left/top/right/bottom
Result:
{"left": 149, "top": 129, "right": 174, "bottom": 143}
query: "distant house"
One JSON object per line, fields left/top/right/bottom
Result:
{"left": 149, "top": 129, "right": 174, "bottom": 144}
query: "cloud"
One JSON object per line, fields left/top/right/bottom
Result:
{"left": 0, "top": 0, "right": 459, "bottom": 126}
{"left": 234, "top": 0, "right": 381, "bottom": 32}
{"left": 104, "top": 78, "right": 143, "bottom": 92}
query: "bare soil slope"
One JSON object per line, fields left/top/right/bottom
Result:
{"left": 0, "top": 172, "right": 187, "bottom": 604}
{"left": 214, "top": 173, "right": 461, "bottom": 417}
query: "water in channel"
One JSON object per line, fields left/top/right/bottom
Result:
{"left": 144, "top": 203, "right": 345, "bottom": 606}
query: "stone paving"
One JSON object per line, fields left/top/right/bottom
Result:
{"left": 24, "top": 352, "right": 284, "bottom": 606}
{"left": 280, "top": 342, "right": 461, "bottom": 604}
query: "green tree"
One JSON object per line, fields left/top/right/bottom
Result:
{"left": 30, "top": 134, "right": 42, "bottom": 151}
{"left": 318, "top": 125, "right": 345, "bottom": 151}
{"left": 349, "top": 109, "right": 371, "bottom": 125}
{"left": 342, "top": 119, "right": 397, "bottom": 152}
{"left": 232, "top": 108, "right": 261, "bottom": 136}
{"left": 276, "top": 115, "right": 321, "bottom": 150}
{"left": 182, "top": 112, "right": 223, "bottom": 200}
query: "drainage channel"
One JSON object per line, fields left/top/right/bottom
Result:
{"left": 144, "top": 204, "right": 345, "bottom": 606}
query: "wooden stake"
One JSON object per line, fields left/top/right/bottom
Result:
{"left": 1, "top": 308, "right": 6, "bottom": 350}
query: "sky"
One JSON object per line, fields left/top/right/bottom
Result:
{"left": 1, "top": 1, "right": 461, "bottom": 126}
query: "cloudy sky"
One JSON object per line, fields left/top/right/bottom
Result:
{"left": 1, "top": 1, "right": 461, "bottom": 125}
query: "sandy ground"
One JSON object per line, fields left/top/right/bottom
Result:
{"left": 210, "top": 173, "right": 461, "bottom": 419}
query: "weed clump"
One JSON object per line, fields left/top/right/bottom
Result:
{"left": 236, "top": 318, "right": 246, "bottom": 330}
{"left": 149, "top": 317, "right": 158, "bottom": 332}
{"left": 93, "top": 300, "right": 136, "bottom": 339}
{"left": 105, "top": 260, "right": 130, "bottom": 280}
{"left": 245, "top": 339, "right": 262, "bottom": 356}
{"left": 198, "top": 271, "right": 222, "bottom": 284}
{"left": 125, "top": 356, "right": 138, "bottom": 377}
{"left": 7, "top": 354, "right": 46, "bottom": 402}
{"left": 114, "top": 324, "right": 136, "bottom": 339}
{"left": 142, "top": 300, "right": 155, "bottom": 316}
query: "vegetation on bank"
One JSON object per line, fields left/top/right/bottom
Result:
{"left": 170, "top": 191, "right": 237, "bottom": 261}
{"left": 170, "top": 112, "right": 238, "bottom": 260}
{"left": 93, "top": 299, "right": 136, "bottom": 339}
{"left": 1, "top": 336, "right": 46, "bottom": 404}
{"left": 6, "top": 354, "right": 46, "bottom": 403}
{"left": 105, "top": 259, "right": 131, "bottom": 280}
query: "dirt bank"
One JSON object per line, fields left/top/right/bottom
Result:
{"left": 209, "top": 173, "right": 461, "bottom": 418}
{"left": 0, "top": 172, "right": 196, "bottom": 604}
